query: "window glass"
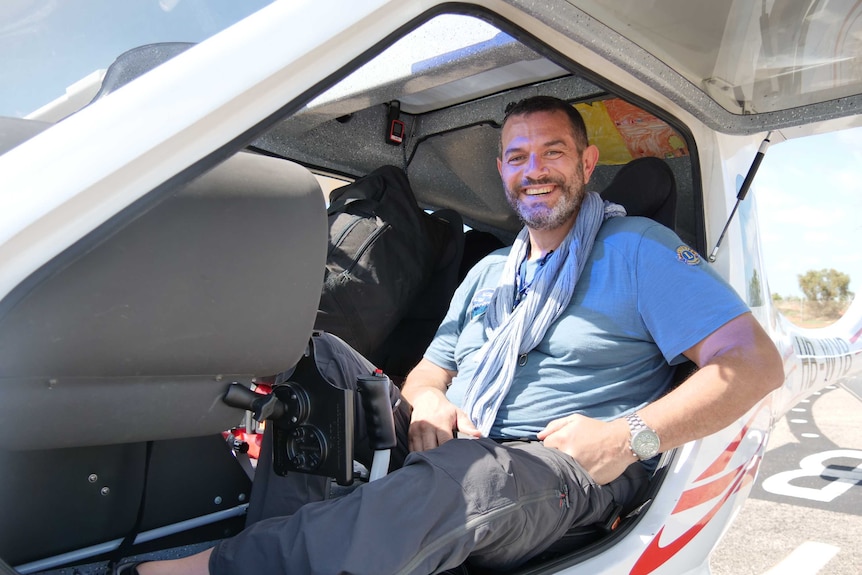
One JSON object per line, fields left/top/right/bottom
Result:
{"left": 757, "top": 125, "right": 862, "bottom": 327}
{"left": 0, "top": 0, "right": 274, "bottom": 119}
{"left": 567, "top": 0, "right": 862, "bottom": 115}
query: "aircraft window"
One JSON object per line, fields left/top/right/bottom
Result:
{"left": 0, "top": 0, "right": 275, "bottom": 120}
{"left": 306, "top": 14, "right": 568, "bottom": 115}
{"left": 567, "top": 0, "right": 862, "bottom": 115}
{"left": 755, "top": 125, "right": 862, "bottom": 327}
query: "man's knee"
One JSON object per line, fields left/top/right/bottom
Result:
{"left": 307, "top": 331, "right": 377, "bottom": 392}
{"left": 404, "top": 439, "right": 520, "bottom": 508}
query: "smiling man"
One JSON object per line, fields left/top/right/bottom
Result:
{"left": 499, "top": 99, "right": 596, "bottom": 233}
{"left": 120, "top": 96, "right": 783, "bottom": 575}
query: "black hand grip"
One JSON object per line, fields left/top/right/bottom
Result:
{"left": 356, "top": 371, "right": 397, "bottom": 450}
{"left": 223, "top": 383, "right": 285, "bottom": 421}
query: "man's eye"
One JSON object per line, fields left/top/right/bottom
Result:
{"left": 545, "top": 150, "right": 563, "bottom": 158}
{"left": 507, "top": 155, "right": 526, "bottom": 164}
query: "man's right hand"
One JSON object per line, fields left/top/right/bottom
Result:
{"left": 401, "top": 358, "right": 481, "bottom": 452}
{"left": 406, "top": 387, "right": 480, "bottom": 451}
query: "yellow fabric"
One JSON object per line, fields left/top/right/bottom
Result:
{"left": 575, "top": 99, "right": 690, "bottom": 165}
{"left": 576, "top": 101, "right": 633, "bottom": 165}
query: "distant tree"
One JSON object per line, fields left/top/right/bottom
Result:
{"left": 772, "top": 293, "right": 783, "bottom": 302}
{"left": 748, "top": 270, "right": 763, "bottom": 307}
{"left": 797, "top": 268, "right": 853, "bottom": 303}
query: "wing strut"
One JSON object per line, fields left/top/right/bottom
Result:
{"left": 707, "top": 132, "right": 773, "bottom": 262}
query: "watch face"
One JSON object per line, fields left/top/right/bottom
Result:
{"left": 632, "top": 429, "right": 660, "bottom": 458}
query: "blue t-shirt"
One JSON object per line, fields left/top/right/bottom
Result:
{"left": 424, "top": 217, "right": 749, "bottom": 439}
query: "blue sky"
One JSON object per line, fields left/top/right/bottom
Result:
{"left": 754, "top": 126, "right": 862, "bottom": 298}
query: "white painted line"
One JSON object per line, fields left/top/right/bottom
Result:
{"left": 792, "top": 408, "right": 807, "bottom": 412}
{"left": 801, "top": 433, "right": 820, "bottom": 438}
{"left": 790, "top": 419, "right": 808, "bottom": 424}
{"left": 762, "top": 541, "right": 839, "bottom": 575}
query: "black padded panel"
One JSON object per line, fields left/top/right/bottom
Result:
{"left": 0, "top": 443, "right": 146, "bottom": 566}
{"left": 0, "top": 141, "right": 327, "bottom": 449}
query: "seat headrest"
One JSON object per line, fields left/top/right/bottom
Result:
{"left": 600, "top": 157, "right": 677, "bottom": 229}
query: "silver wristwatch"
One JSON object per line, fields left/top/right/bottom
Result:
{"left": 625, "top": 412, "right": 660, "bottom": 460}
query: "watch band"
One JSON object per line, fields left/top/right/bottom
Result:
{"left": 625, "top": 412, "right": 660, "bottom": 460}
{"left": 625, "top": 412, "right": 649, "bottom": 434}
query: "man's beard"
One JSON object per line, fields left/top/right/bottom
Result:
{"left": 505, "top": 168, "right": 586, "bottom": 230}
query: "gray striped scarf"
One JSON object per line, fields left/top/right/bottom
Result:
{"left": 462, "top": 191, "right": 626, "bottom": 436}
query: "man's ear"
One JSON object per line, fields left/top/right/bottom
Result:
{"left": 496, "top": 156, "right": 503, "bottom": 177}
{"left": 581, "top": 145, "right": 600, "bottom": 183}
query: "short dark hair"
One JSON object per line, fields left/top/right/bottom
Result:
{"left": 501, "top": 96, "right": 589, "bottom": 153}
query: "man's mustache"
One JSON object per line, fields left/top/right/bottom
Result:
{"left": 517, "top": 176, "right": 565, "bottom": 190}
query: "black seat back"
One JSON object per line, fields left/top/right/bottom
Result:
{"left": 600, "top": 156, "right": 677, "bottom": 229}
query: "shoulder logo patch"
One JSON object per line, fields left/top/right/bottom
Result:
{"left": 676, "top": 245, "right": 701, "bottom": 265}
{"left": 468, "top": 288, "right": 495, "bottom": 320}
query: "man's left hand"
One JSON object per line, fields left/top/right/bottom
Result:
{"left": 537, "top": 414, "right": 633, "bottom": 485}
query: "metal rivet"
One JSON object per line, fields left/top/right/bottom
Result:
{"left": 100, "top": 487, "right": 110, "bottom": 496}
{"left": 238, "top": 493, "right": 246, "bottom": 502}
{"left": 88, "top": 474, "right": 98, "bottom": 483}
{"left": 214, "top": 496, "right": 223, "bottom": 505}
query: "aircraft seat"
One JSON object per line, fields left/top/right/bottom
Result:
{"left": 0, "top": 134, "right": 327, "bottom": 450}
{"left": 0, "top": 116, "right": 327, "bottom": 568}
{"left": 600, "top": 156, "right": 677, "bottom": 230}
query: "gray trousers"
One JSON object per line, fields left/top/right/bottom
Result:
{"left": 211, "top": 333, "right": 649, "bottom": 574}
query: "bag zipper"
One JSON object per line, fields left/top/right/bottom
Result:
{"left": 344, "top": 222, "right": 391, "bottom": 275}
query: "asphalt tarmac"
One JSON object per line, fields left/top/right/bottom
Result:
{"left": 709, "top": 378, "right": 862, "bottom": 575}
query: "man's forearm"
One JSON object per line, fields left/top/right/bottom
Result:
{"left": 401, "top": 358, "right": 478, "bottom": 450}
{"left": 401, "top": 358, "right": 455, "bottom": 405}
{"left": 638, "top": 313, "right": 784, "bottom": 453}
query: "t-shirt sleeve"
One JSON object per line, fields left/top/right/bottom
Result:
{"left": 423, "top": 270, "right": 475, "bottom": 372}
{"left": 635, "top": 223, "right": 750, "bottom": 364}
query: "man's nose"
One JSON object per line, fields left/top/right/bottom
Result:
{"left": 524, "top": 154, "right": 548, "bottom": 177}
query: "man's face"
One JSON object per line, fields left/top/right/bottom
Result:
{"left": 497, "top": 110, "right": 598, "bottom": 230}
